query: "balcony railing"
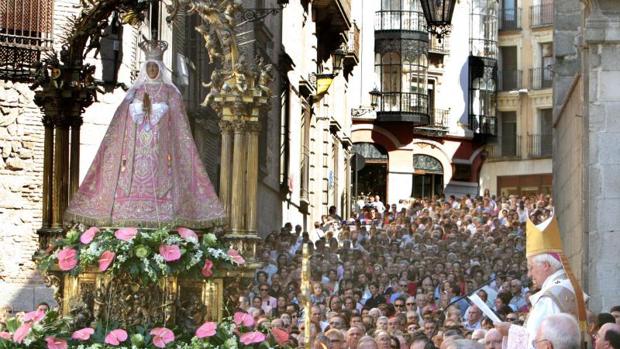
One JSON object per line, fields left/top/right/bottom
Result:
{"left": 0, "top": 0, "right": 54, "bottom": 81}
{"left": 487, "top": 136, "right": 522, "bottom": 159}
{"left": 432, "top": 108, "right": 449, "bottom": 127}
{"left": 375, "top": 10, "right": 427, "bottom": 32}
{"left": 377, "top": 91, "right": 428, "bottom": 115}
{"left": 531, "top": 3, "right": 553, "bottom": 27}
{"left": 528, "top": 134, "right": 552, "bottom": 158}
{"left": 530, "top": 67, "right": 552, "bottom": 89}
{"left": 498, "top": 69, "right": 523, "bottom": 91}
{"left": 471, "top": 115, "right": 497, "bottom": 135}
{"left": 499, "top": 8, "right": 521, "bottom": 31}
{"left": 470, "top": 39, "right": 498, "bottom": 59}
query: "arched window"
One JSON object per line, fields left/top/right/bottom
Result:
{"left": 413, "top": 154, "right": 443, "bottom": 174}
{"left": 353, "top": 143, "right": 389, "bottom": 161}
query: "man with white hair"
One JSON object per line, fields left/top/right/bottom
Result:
{"left": 484, "top": 329, "right": 502, "bottom": 349}
{"left": 497, "top": 217, "right": 587, "bottom": 348}
{"left": 533, "top": 313, "right": 580, "bottom": 349}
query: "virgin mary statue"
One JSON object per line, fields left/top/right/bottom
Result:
{"left": 65, "top": 40, "right": 225, "bottom": 228}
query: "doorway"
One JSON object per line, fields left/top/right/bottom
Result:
{"left": 411, "top": 154, "right": 443, "bottom": 198}
{"left": 352, "top": 143, "right": 389, "bottom": 203}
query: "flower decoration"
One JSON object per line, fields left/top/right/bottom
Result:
{"left": 233, "top": 312, "right": 255, "bottom": 327}
{"left": 201, "top": 259, "right": 214, "bottom": 278}
{"left": 45, "top": 336, "right": 68, "bottom": 349}
{"left": 57, "top": 247, "right": 78, "bottom": 271}
{"left": 22, "top": 309, "right": 45, "bottom": 323}
{"left": 38, "top": 226, "right": 243, "bottom": 284}
{"left": 228, "top": 249, "right": 246, "bottom": 265}
{"left": 271, "top": 327, "right": 289, "bottom": 346}
{"left": 239, "top": 331, "right": 267, "bottom": 345}
{"left": 159, "top": 244, "right": 182, "bottom": 262}
{"left": 105, "top": 329, "right": 128, "bottom": 346}
{"left": 114, "top": 227, "right": 138, "bottom": 241}
{"left": 150, "top": 327, "right": 175, "bottom": 348}
{"left": 71, "top": 327, "right": 95, "bottom": 341}
{"left": 195, "top": 322, "right": 217, "bottom": 338}
{"left": 80, "top": 227, "right": 99, "bottom": 244}
{"left": 98, "top": 251, "right": 116, "bottom": 271}
{"left": 0, "top": 331, "right": 11, "bottom": 340}
{"left": 13, "top": 322, "right": 32, "bottom": 343}
{"left": 177, "top": 227, "right": 198, "bottom": 242}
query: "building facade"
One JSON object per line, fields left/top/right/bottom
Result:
{"left": 350, "top": 0, "right": 499, "bottom": 206}
{"left": 479, "top": 0, "right": 553, "bottom": 196}
{"left": 279, "top": 0, "right": 358, "bottom": 228}
{"left": 553, "top": 0, "right": 620, "bottom": 312}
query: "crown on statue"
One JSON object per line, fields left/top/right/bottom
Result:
{"left": 526, "top": 216, "right": 563, "bottom": 258}
{"left": 139, "top": 39, "right": 169, "bottom": 61}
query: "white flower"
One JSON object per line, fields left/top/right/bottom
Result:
{"left": 224, "top": 337, "right": 238, "bottom": 349}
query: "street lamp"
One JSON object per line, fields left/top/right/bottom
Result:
{"left": 332, "top": 46, "right": 346, "bottom": 73}
{"left": 370, "top": 87, "right": 381, "bottom": 110}
{"left": 420, "top": 0, "right": 457, "bottom": 40}
{"left": 351, "top": 88, "right": 382, "bottom": 118}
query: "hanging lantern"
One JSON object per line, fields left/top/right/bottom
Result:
{"left": 420, "top": 0, "right": 457, "bottom": 40}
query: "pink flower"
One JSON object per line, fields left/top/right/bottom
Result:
{"left": 227, "top": 249, "right": 245, "bottom": 265}
{"left": 13, "top": 322, "right": 32, "bottom": 344}
{"left": 177, "top": 227, "right": 198, "bottom": 242}
{"left": 114, "top": 227, "right": 138, "bottom": 241}
{"left": 57, "top": 247, "right": 78, "bottom": 271}
{"left": 80, "top": 227, "right": 99, "bottom": 244}
{"left": 98, "top": 251, "right": 116, "bottom": 272}
{"left": 0, "top": 331, "right": 11, "bottom": 340}
{"left": 239, "top": 331, "right": 266, "bottom": 345}
{"left": 105, "top": 329, "right": 128, "bottom": 346}
{"left": 159, "top": 245, "right": 181, "bottom": 262}
{"left": 22, "top": 309, "right": 45, "bottom": 322}
{"left": 201, "top": 259, "right": 214, "bottom": 278}
{"left": 195, "top": 322, "right": 217, "bottom": 338}
{"left": 72, "top": 327, "right": 95, "bottom": 341}
{"left": 150, "top": 327, "right": 175, "bottom": 348}
{"left": 46, "top": 336, "right": 68, "bottom": 349}
{"left": 271, "top": 327, "right": 289, "bottom": 346}
{"left": 233, "top": 312, "right": 255, "bottom": 327}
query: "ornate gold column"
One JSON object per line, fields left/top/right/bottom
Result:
{"left": 69, "top": 117, "right": 83, "bottom": 200}
{"left": 230, "top": 120, "right": 247, "bottom": 233}
{"left": 41, "top": 116, "right": 55, "bottom": 230}
{"left": 52, "top": 124, "right": 70, "bottom": 229}
{"left": 218, "top": 120, "right": 234, "bottom": 222}
{"left": 245, "top": 122, "right": 260, "bottom": 234}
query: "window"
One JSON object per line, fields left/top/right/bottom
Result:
{"left": 471, "top": 76, "right": 497, "bottom": 133}
{"left": 499, "top": 46, "right": 519, "bottom": 90}
{"left": 0, "top": 0, "right": 54, "bottom": 80}
{"left": 470, "top": 0, "right": 498, "bottom": 58}
{"left": 500, "top": 111, "right": 517, "bottom": 156}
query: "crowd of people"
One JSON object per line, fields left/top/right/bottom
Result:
{"left": 236, "top": 192, "right": 620, "bottom": 349}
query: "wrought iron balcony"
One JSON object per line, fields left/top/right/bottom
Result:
{"left": 415, "top": 108, "right": 450, "bottom": 136}
{"left": 471, "top": 115, "right": 497, "bottom": 135}
{"left": 0, "top": 0, "right": 54, "bottom": 82}
{"left": 376, "top": 91, "right": 430, "bottom": 124}
{"left": 375, "top": 10, "right": 427, "bottom": 32}
{"left": 528, "top": 133, "right": 552, "bottom": 158}
{"left": 486, "top": 136, "right": 522, "bottom": 160}
{"left": 530, "top": 67, "right": 552, "bottom": 90}
{"left": 343, "top": 22, "right": 360, "bottom": 69}
{"left": 498, "top": 69, "right": 523, "bottom": 91}
{"left": 531, "top": 3, "right": 553, "bottom": 27}
{"left": 429, "top": 35, "right": 449, "bottom": 54}
{"left": 499, "top": 8, "right": 522, "bottom": 31}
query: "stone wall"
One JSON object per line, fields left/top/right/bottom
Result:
{"left": 0, "top": 81, "right": 55, "bottom": 311}
{"left": 582, "top": 0, "right": 620, "bottom": 312}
